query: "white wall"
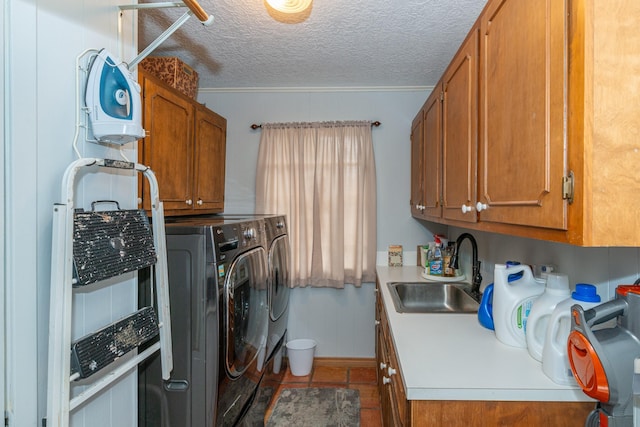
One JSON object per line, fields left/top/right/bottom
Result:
{"left": 5, "top": 1, "right": 138, "bottom": 425}
{"left": 1, "top": 1, "right": 6, "bottom": 422}
{"left": 447, "top": 226, "right": 640, "bottom": 302}
{"left": 198, "top": 88, "right": 448, "bottom": 357}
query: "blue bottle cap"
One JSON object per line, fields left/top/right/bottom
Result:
{"left": 572, "top": 283, "right": 601, "bottom": 303}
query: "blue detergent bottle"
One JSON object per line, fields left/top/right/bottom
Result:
{"left": 478, "top": 261, "right": 522, "bottom": 330}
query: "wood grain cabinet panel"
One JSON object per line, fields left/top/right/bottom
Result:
{"left": 410, "top": 90, "right": 443, "bottom": 221}
{"left": 138, "top": 70, "right": 226, "bottom": 216}
{"left": 193, "top": 105, "right": 226, "bottom": 212}
{"left": 410, "top": 109, "right": 425, "bottom": 218}
{"left": 477, "top": 0, "right": 566, "bottom": 229}
{"left": 442, "top": 26, "right": 479, "bottom": 224}
{"left": 140, "top": 74, "right": 194, "bottom": 213}
{"left": 410, "top": 25, "right": 478, "bottom": 225}
{"left": 422, "top": 89, "right": 443, "bottom": 221}
{"left": 566, "top": 0, "right": 640, "bottom": 246}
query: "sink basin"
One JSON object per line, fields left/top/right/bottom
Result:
{"left": 387, "top": 282, "right": 480, "bottom": 313}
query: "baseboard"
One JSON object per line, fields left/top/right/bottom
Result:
{"left": 311, "top": 357, "right": 376, "bottom": 368}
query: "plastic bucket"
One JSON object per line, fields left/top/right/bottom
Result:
{"left": 286, "top": 339, "right": 317, "bottom": 376}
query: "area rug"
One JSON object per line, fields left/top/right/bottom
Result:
{"left": 266, "top": 387, "right": 360, "bottom": 427}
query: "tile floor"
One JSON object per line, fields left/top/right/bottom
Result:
{"left": 265, "top": 364, "right": 382, "bottom": 426}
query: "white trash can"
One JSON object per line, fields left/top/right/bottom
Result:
{"left": 286, "top": 339, "right": 317, "bottom": 376}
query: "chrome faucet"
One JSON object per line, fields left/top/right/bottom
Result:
{"left": 449, "top": 233, "right": 482, "bottom": 300}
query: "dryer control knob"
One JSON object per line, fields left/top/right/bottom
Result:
{"left": 244, "top": 228, "right": 256, "bottom": 240}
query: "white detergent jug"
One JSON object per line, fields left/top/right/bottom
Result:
{"left": 542, "top": 283, "right": 601, "bottom": 385}
{"left": 493, "top": 263, "right": 545, "bottom": 348}
{"left": 525, "top": 273, "right": 571, "bottom": 361}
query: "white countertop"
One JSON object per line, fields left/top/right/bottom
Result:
{"left": 377, "top": 266, "right": 593, "bottom": 402}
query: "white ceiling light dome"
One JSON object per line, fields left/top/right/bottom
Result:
{"left": 265, "top": 0, "right": 312, "bottom": 14}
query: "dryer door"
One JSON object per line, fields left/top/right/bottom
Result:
{"left": 224, "top": 247, "right": 269, "bottom": 378}
{"left": 269, "top": 235, "right": 290, "bottom": 322}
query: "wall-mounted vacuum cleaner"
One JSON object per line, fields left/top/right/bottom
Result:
{"left": 84, "top": 49, "right": 145, "bottom": 145}
{"left": 568, "top": 284, "right": 640, "bottom": 427}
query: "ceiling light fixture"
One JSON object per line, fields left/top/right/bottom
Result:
{"left": 265, "top": 0, "right": 312, "bottom": 14}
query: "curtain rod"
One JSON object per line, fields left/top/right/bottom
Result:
{"left": 250, "top": 121, "right": 381, "bottom": 130}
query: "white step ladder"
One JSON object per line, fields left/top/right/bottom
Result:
{"left": 46, "top": 158, "right": 173, "bottom": 427}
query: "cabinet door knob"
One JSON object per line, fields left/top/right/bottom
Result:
{"left": 388, "top": 366, "right": 397, "bottom": 376}
{"left": 375, "top": 320, "right": 380, "bottom": 326}
{"left": 197, "top": 199, "right": 203, "bottom": 205}
{"left": 461, "top": 204, "right": 475, "bottom": 213}
{"left": 476, "top": 202, "right": 488, "bottom": 212}
{"left": 383, "top": 376, "right": 391, "bottom": 385}
{"left": 380, "top": 362, "right": 387, "bottom": 370}
{"left": 185, "top": 199, "right": 193, "bottom": 205}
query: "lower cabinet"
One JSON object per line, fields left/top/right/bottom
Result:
{"left": 375, "top": 282, "right": 595, "bottom": 427}
{"left": 410, "top": 400, "right": 594, "bottom": 426}
{"left": 376, "top": 291, "right": 407, "bottom": 426}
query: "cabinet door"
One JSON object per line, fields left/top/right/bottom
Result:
{"left": 193, "top": 106, "right": 226, "bottom": 211}
{"left": 141, "top": 76, "right": 194, "bottom": 212}
{"left": 442, "top": 27, "right": 479, "bottom": 223}
{"left": 410, "top": 110, "right": 425, "bottom": 217}
{"left": 422, "top": 88, "right": 443, "bottom": 220}
{"left": 479, "top": 0, "right": 567, "bottom": 229}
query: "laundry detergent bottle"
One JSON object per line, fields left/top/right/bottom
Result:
{"left": 542, "top": 283, "right": 601, "bottom": 385}
{"left": 477, "top": 261, "right": 526, "bottom": 331}
{"left": 493, "top": 263, "right": 545, "bottom": 348}
{"left": 525, "top": 273, "right": 571, "bottom": 361}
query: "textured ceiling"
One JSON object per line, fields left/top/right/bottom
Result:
{"left": 138, "top": 0, "right": 488, "bottom": 89}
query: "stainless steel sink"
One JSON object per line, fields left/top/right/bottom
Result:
{"left": 387, "top": 282, "right": 480, "bottom": 313}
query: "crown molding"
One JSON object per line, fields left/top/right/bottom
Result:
{"left": 198, "top": 85, "right": 433, "bottom": 94}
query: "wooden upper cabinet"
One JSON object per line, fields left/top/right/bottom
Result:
{"left": 193, "top": 105, "right": 226, "bottom": 211}
{"left": 442, "top": 26, "right": 479, "bottom": 224}
{"left": 410, "top": 110, "right": 425, "bottom": 217}
{"left": 140, "top": 74, "right": 195, "bottom": 213}
{"left": 410, "top": 0, "right": 640, "bottom": 246}
{"left": 138, "top": 70, "right": 226, "bottom": 216}
{"left": 567, "top": 0, "right": 640, "bottom": 246}
{"left": 411, "top": 90, "right": 442, "bottom": 221}
{"left": 422, "top": 88, "right": 443, "bottom": 220}
{"left": 478, "top": 0, "right": 567, "bottom": 229}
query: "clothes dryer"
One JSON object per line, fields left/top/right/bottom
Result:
{"left": 264, "top": 215, "right": 290, "bottom": 360}
{"left": 238, "top": 215, "right": 291, "bottom": 426}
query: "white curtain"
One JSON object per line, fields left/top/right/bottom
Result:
{"left": 255, "top": 121, "right": 377, "bottom": 288}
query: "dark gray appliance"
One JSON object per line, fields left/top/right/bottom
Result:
{"left": 265, "top": 215, "right": 290, "bottom": 362}
{"left": 239, "top": 215, "right": 291, "bottom": 426}
{"left": 138, "top": 216, "right": 270, "bottom": 427}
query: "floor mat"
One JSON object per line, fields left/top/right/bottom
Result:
{"left": 266, "top": 387, "right": 360, "bottom": 427}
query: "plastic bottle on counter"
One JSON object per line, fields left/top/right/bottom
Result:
{"left": 493, "top": 263, "right": 545, "bottom": 348}
{"left": 525, "top": 273, "right": 571, "bottom": 361}
{"left": 542, "top": 283, "right": 601, "bottom": 385}
{"left": 443, "top": 242, "right": 456, "bottom": 277}
{"left": 428, "top": 235, "right": 443, "bottom": 276}
{"left": 477, "top": 261, "right": 525, "bottom": 331}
